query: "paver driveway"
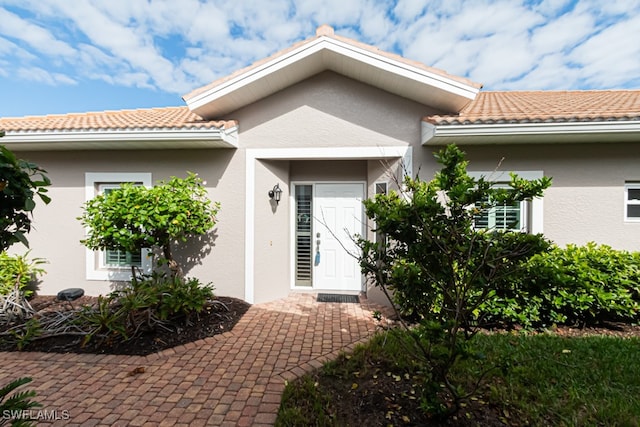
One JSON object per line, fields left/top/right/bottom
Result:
{"left": 0, "top": 293, "right": 390, "bottom": 426}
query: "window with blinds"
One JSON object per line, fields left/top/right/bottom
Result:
{"left": 473, "top": 188, "right": 526, "bottom": 232}
{"left": 294, "top": 185, "right": 313, "bottom": 286}
{"left": 100, "top": 184, "right": 143, "bottom": 268}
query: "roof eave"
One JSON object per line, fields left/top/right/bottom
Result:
{"left": 185, "top": 36, "right": 480, "bottom": 119}
{"left": 0, "top": 127, "right": 238, "bottom": 151}
{"left": 422, "top": 121, "right": 640, "bottom": 145}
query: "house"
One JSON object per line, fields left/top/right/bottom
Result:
{"left": 1, "top": 25, "right": 639, "bottom": 304}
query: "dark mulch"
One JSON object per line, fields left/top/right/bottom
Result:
{"left": 0, "top": 295, "right": 250, "bottom": 356}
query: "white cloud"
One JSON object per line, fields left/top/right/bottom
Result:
{"left": 392, "top": 0, "right": 427, "bottom": 22}
{"left": 17, "top": 67, "right": 76, "bottom": 85}
{"left": 0, "top": 7, "right": 76, "bottom": 56}
{"left": 569, "top": 13, "right": 640, "bottom": 88}
{"left": 0, "top": 0, "right": 638, "bottom": 107}
{"left": 0, "top": 36, "right": 37, "bottom": 60}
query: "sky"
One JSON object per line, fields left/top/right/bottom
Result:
{"left": 0, "top": 0, "right": 639, "bottom": 118}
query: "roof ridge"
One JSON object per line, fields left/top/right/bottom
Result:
{"left": 182, "top": 25, "right": 482, "bottom": 103}
{"left": 0, "top": 107, "right": 238, "bottom": 132}
{"left": 425, "top": 90, "right": 640, "bottom": 125}
{"left": 1, "top": 105, "right": 190, "bottom": 121}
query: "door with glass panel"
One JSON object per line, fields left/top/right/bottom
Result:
{"left": 294, "top": 183, "right": 364, "bottom": 291}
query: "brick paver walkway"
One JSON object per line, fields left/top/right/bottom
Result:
{"left": 0, "top": 293, "right": 391, "bottom": 426}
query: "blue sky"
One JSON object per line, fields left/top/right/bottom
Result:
{"left": 0, "top": 0, "right": 639, "bottom": 117}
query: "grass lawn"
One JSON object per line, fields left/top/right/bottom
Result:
{"left": 277, "top": 329, "right": 640, "bottom": 426}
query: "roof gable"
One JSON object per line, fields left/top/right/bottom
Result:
{"left": 183, "top": 25, "right": 482, "bottom": 119}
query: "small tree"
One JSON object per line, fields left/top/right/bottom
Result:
{"left": 0, "top": 141, "right": 51, "bottom": 251}
{"left": 358, "top": 144, "right": 551, "bottom": 416}
{"left": 79, "top": 172, "right": 219, "bottom": 277}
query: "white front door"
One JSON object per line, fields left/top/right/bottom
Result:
{"left": 312, "top": 183, "right": 364, "bottom": 291}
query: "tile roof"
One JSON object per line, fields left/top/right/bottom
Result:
{"left": 0, "top": 106, "right": 237, "bottom": 133}
{"left": 425, "top": 90, "right": 640, "bottom": 125}
{"left": 183, "top": 24, "right": 481, "bottom": 102}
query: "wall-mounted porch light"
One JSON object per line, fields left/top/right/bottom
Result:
{"left": 268, "top": 183, "right": 283, "bottom": 204}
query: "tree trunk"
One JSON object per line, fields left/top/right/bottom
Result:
{"left": 162, "top": 243, "right": 184, "bottom": 278}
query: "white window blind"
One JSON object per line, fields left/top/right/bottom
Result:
{"left": 473, "top": 188, "right": 527, "bottom": 232}
{"left": 99, "top": 184, "right": 142, "bottom": 269}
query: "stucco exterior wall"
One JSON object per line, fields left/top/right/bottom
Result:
{"left": 237, "top": 72, "right": 428, "bottom": 302}
{"left": 253, "top": 160, "right": 291, "bottom": 303}
{"left": 16, "top": 149, "right": 246, "bottom": 298}
{"left": 415, "top": 142, "right": 640, "bottom": 251}
{"left": 234, "top": 71, "right": 433, "bottom": 149}
{"left": 16, "top": 68, "right": 638, "bottom": 303}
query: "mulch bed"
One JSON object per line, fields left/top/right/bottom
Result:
{"left": 0, "top": 295, "right": 250, "bottom": 356}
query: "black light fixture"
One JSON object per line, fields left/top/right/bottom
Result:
{"left": 268, "top": 183, "right": 283, "bottom": 204}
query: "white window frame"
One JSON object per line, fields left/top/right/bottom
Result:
{"left": 98, "top": 183, "right": 144, "bottom": 270}
{"left": 473, "top": 183, "right": 527, "bottom": 232}
{"left": 624, "top": 183, "right": 640, "bottom": 222}
{"left": 468, "top": 171, "right": 544, "bottom": 234}
{"left": 373, "top": 182, "right": 388, "bottom": 244}
{"left": 84, "top": 173, "right": 153, "bottom": 281}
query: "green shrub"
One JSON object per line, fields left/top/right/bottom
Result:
{"left": 357, "top": 144, "right": 551, "bottom": 415}
{"left": 479, "top": 243, "right": 640, "bottom": 327}
{"left": 119, "top": 273, "right": 214, "bottom": 320}
{"left": 79, "top": 273, "right": 214, "bottom": 344}
{"left": 0, "top": 252, "right": 46, "bottom": 297}
{"left": 0, "top": 377, "right": 41, "bottom": 427}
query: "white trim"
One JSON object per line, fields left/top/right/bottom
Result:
{"left": 244, "top": 146, "right": 411, "bottom": 303}
{"left": 468, "top": 171, "right": 544, "bottom": 234}
{"left": 373, "top": 181, "right": 389, "bottom": 244}
{"left": 2, "top": 127, "right": 238, "bottom": 150}
{"left": 84, "top": 172, "right": 153, "bottom": 281}
{"left": 422, "top": 120, "right": 640, "bottom": 145}
{"left": 186, "top": 36, "right": 479, "bottom": 117}
{"left": 244, "top": 155, "right": 256, "bottom": 303}
{"left": 624, "top": 183, "right": 640, "bottom": 223}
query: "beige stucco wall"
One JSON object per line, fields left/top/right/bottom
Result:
{"left": 416, "top": 142, "right": 640, "bottom": 251}
{"left": 16, "top": 69, "right": 639, "bottom": 303}
{"left": 16, "top": 149, "right": 246, "bottom": 298}
{"left": 253, "top": 160, "right": 291, "bottom": 303}
{"left": 235, "top": 71, "right": 434, "bottom": 149}
{"left": 236, "top": 72, "right": 430, "bottom": 303}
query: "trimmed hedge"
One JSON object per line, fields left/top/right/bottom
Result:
{"left": 480, "top": 243, "right": 640, "bottom": 327}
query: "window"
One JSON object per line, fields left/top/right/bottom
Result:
{"left": 294, "top": 184, "right": 313, "bottom": 287}
{"left": 374, "top": 182, "right": 388, "bottom": 244}
{"left": 468, "top": 171, "right": 544, "bottom": 234}
{"left": 473, "top": 189, "right": 527, "bottom": 232}
{"left": 85, "top": 173, "right": 152, "bottom": 281}
{"left": 625, "top": 183, "right": 640, "bottom": 221}
{"left": 99, "top": 184, "right": 142, "bottom": 268}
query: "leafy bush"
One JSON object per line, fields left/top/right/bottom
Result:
{"left": 0, "top": 252, "right": 46, "bottom": 298}
{"left": 79, "top": 273, "right": 214, "bottom": 344}
{"left": 0, "top": 377, "right": 41, "bottom": 427}
{"left": 79, "top": 173, "right": 219, "bottom": 277}
{"left": 118, "top": 273, "right": 214, "bottom": 320}
{"left": 479, "top": 243, "right": 640, "bottom": 327}
{"left": 357, "top": 144, "right": 551, "bottom": 415}
{"left": 0, "top": 144, "right": 51, "bottom": 251}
